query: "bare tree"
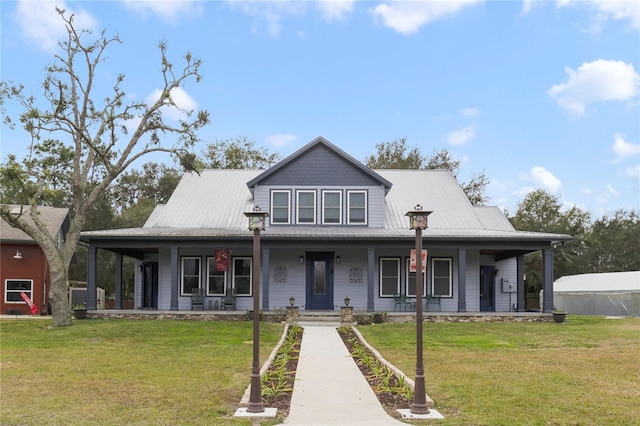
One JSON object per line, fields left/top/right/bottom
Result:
{"left": 0, "top": 9, "right": 209, "bottom": 326}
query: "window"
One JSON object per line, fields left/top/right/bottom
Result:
{"left": 322, "top": 191, "right": 342, "bottom": 224}
{"left": 271, "top": 190, "right": 291, "bottom": 224}
{"left": 405, "top": 258, "right": 427, "bottom": 297}
{"left": 297, "top": 190, "right": 316, "bottom": 224}
{"left": 181, "top": 257, "right": 201, "bottom": 295}
{"left": 347, "top": 191, "right": 367, "bottom": 224}
{"left": 379, "top": 258, "right": 400, "bottom": 297}
{"left": 431, "top": 258, "right": 453, "bottom": 297}
{"left": 233, "top": 257, "right": 252, "bottom": 296}
{"left": 4, "top": 279, "right": 33, "bottom": 303}
{"left": 206, "top": 257, "right": 226, "bottom": 296}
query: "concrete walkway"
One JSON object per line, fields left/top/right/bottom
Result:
{"left": 278, "top": 325, "right": 406, "bottom": 426}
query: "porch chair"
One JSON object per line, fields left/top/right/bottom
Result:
{"left": 221, "top": 290, "right": 237, "bottom": 310}
{"left": 394, "top": 294, "right": 411, "bottom": 312}
{"left": 426, "top": 295, "right": 441, "bottom": 312}
{"left": 191, "top": 288, "right": 204, "bottom": 310}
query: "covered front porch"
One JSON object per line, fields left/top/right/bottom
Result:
{"left": 82, "top": 238, "right": 560, "bottom": 315}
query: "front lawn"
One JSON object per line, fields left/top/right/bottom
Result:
{"left": 357, "top": 316, "right": 640, "bottom": 425}
{"left": 0, "top": 319, "right": 284, "bottom": 426}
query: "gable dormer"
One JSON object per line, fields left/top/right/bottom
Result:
{"left": 247, "top": 137, "right": 392, "bottom": 227}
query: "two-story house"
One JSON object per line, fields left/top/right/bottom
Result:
{"left": 81, "top": 137, "right": 570, "bottom": 313}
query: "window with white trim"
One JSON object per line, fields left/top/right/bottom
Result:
{"left": 232, "top": 257, "right": 252, "bottom": 296}
{"left": 347, "top": 190, "right": 367, "bottom": 224}
{"left": 405, "top": 258, "right": 427, "bottom": 297}
{"left": 271, "top": 190, "right": 291, "bottom": 224}
{"left": 322, "top": 191, "right": 342, "bottom": 224}
{"left": 431, "top": 258, "right": 453, "bottom": 297}
{"left": 296, "top": 190, "right": 316, "bottom": 224}
{"left": 181, "top": 257, "right": 201, "bottom": 295}
{"left": 4, "top": 279, "right": 33, "bottom": 303}
{"left": 206, "top": 257, "right": 227, "bottom": 296}
{"left": 379, "top": 258, "right": 400, "bottom": 297}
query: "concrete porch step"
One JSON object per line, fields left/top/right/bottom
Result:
{"left": 295, "top": 311, "right": 343, "bottom": 326}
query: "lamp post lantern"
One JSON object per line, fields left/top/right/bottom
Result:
{"left": 405, "top": 204, "right": 432, "bottom": 415}
{"left": 244, "top": 206, "right": 269, "bottom": 413}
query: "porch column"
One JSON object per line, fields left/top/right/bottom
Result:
{"left": 261, "top": 247, "right": 270, "bottom": 311}
{"left": 457, "top": 248, "right": 467, "bottom": 312}
{"left": 516, "top": 254, "right": 525, "bottom": 312}
{"left": 170, "top": 246, "right": 179, "bottom": 311}
{"left": 367, "top": 247, "right": 375, "bottom": 311}
{"left": 114, "top": 252, "right": 123, "bottom": 310}
{"left": 86, "top": 245, "right": 98, "bottom": 310}
{"left": 542, "top": 249, "right": 554, "bottom": 313}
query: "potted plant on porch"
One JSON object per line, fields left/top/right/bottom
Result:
{"left": 73, "top": 303, "right": 87, "bottom": 320}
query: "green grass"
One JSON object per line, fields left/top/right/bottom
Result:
{"left": 0, "top": 319, "right": 284, "bottom": 426}
{"left": 357, "top": 316, "right": 640, "bottom": 425}
{"left": 3, "top": 317, "right": 639, "bottom": 425}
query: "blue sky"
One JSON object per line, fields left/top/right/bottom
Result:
{"left": 1, "top": 0, "right": 639, "bottom": 217}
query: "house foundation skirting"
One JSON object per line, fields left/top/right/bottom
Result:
{"left": 83, "top": 310, "right": 553, "bottom": 323}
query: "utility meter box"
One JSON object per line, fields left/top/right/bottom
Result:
{"left": 502, "top": 279, "right": 516, "bottom": 293}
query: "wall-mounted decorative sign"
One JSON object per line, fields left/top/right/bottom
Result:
{"left": 349, "top": 266, "right": 363, "bottom": 283}
{"left": 273, "top": 266, "right": 287, "bottom": 283}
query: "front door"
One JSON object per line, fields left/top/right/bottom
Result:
{"left": 142, "top": 262, "right": 158, "bottom": 309}
{"left": 306, "top": 252, "right": 334, "bottom": 310}
{"left": 480, "top": 265, "right": 496, "bottom": 312}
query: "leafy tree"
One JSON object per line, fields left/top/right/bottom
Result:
{"left": 364, "top": 137, "right": 426, "bottom": 169}
{"left": 510, "top": 189, "right": 591, "bottom": 292}
{"left": 203, "top": 136, "right": 281, "bottom": 169}
{"left": 364, "top": 139, "right": 489, "bottom": 205}
{"left": 0, "top": 139, "right": 74, "bottom": 207}
{"left": 585, "top": 209, "right": 640, "bottom": 273}
{"left": 0, "top": 10, "right": 209, "bottom": 326}
{"left": 112, "top": 162, "right": 181, "bottom": 227}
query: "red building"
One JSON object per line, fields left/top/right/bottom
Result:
{"left": 1, "top": 206, "right": 69, "bottom": 315}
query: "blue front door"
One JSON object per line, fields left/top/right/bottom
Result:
{"left": 306, "top": 252, "right": 334, "bottom": 310}
{"left": 480, "top": 265, "right": 496, "bottom": 312}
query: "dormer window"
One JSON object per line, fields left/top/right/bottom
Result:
{"left": 271, "top": 190, "right": 291, "bottom": 224}
{"left": 322, "top": 191, "right": 342, "bottom": 224}
{"left": 347, "top": 190, "right": 367, "bottom": 225}
{"left": 297, "top": 190, "right": 316, "bottom": 224}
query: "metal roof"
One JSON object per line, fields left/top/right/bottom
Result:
{"left": 81, "top": 168, "right": 570, "bottom": 245}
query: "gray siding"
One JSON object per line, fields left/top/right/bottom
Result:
{"left": 254, "top": 184, "right": 387, "bottom": 228}
{"left": 257, "top": 143, "right": 383, "bottom": 187}
{"left": 495, "top": 257, "right": 518, "bottom": 312}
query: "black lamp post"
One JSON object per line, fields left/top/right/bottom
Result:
{"left": 405, "top": 204, "right": 432, "bottom": 415}
{"left": 244, "top": 206, "right": 269, "bottom": 413}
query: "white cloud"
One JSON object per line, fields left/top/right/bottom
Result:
{"left": 370, "top": 0, "right": 483, "bottom": 35}
{"left": 611, "top": 133, "right": 640, "bottom": 163}
{"left": 521, "top": 0, "right": 542, "bottom": 15}
{"left": 558, "top": 0, "right": 640, "bottom": 31}
{"left": 228, "top": 1, "right": 305, "bottom": 38}
{"left": 625, "top": 165, "right": 640, "bottom": 178}
{"left": 119, "top": 0, "right": 202, "bottom": 24}
{"left": 145, "top": 87, "right": 198, "bottom": 121}
{"left": 548, "top": 59, "right": 640, "bottom": 115}
{"left": 316, "top": 0, "right": 355, "bottom": 22}
{"left": 11, "top": 0, "right": 97, "bottom": 52}
{"left": 446, "top": 126, "right": 476, "bottom": 146}
{"left": 520, "top": 166, "right": 562, "bottom": 194}
{"left": 460, "top": 107, "right": 481, "bottom": 117}
{"left": 266, "top": 133, "right": 297, "bottom": 147}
